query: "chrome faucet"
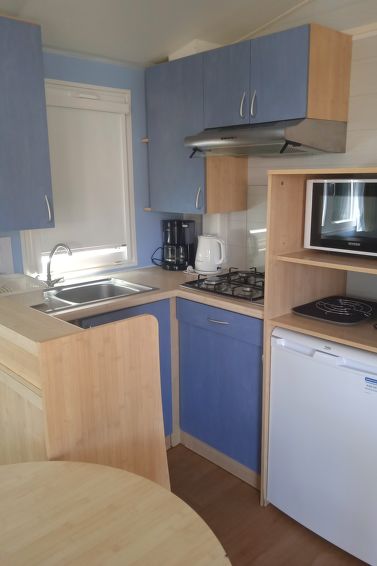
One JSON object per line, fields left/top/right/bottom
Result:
{"left": 46, "top": 243, "right": 72, "bottom": 287}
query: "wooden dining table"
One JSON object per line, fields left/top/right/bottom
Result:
{"left": 0, "top": 461, "right": 230, "bottom": 565}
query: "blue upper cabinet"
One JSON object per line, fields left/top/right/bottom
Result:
{"left": 145, "top": 24, "right": 351, "bottom": 214}
{"left": 203, "top": 41, "right": 251, "bottom": 129}
{"left": 0, "top": 17, "right": 53, "bottom": 231}
{"left": 202, "top": 24, "right": 351, "bottom": 128}
{"left": 250, "top": 25, "right": 309, "bottom": 124}
{"left": 146, "top": 54, "right": 205, "bottom": 213}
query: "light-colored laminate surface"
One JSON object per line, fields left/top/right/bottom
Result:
{"left": 41, "top": 314, "right": 170, "bottom": 488}
{"left": 307, "top": 24, "right": 352, "bottom": 122}
{"left": 275, "top": 249, "right": 377, "bottom": 275}
{"left": 206, "top": 156, "right": 248, "bottom": 214}
{"left": 0, "top": 267, "right": 263, "bottom": 344}
{"left": 0, "top": 461, "right": 230, "bottom": 566}
{"left": 271, "top": 313, "right": 377, "bottom": 354}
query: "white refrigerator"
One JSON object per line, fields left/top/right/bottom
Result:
{"left": 268, "top": 328, "right": 377, "bottom": 565}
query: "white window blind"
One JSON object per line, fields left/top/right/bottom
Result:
{"left": 22, "top": 80, "right": 136, "bottom": 279}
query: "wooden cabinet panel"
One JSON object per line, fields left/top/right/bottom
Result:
{"left": 79, "top": 300, "right": 173, "bottom": 437}
{"left": 0, "top": 367, "right": 46, "bottom": 464}
{"left": 307, "top": 24, "right": 352, "bottom": 122}
{"left": 0, "top": 17, "right": 53, "bottom": 230}
{"left": 206, "top": 156, "right": 247, "bottom": 214}
{"left": 177, "top": 299, "right": 263, "bottom": 472}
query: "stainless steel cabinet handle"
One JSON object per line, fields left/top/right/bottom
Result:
{"left": 207, "top": 318, "right": 230, "bottom": 325}
{"left": 250, "top": 90, "right": 257, "bottom": 117}
{"left": 44, "top": 194, "right": 52, "bottom": 222}
{"left": 195, "top": 186, "right": 202, "bottom": 209}
{"left": 239, "top": 91, "right": 246, "bottom": 118}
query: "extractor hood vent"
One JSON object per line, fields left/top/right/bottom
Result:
{"left": 184, "top": 119, "right": 347, "bottom": 157}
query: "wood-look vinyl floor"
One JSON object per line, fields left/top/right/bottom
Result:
{"left": 168, "top": 445, "right": 364, "bottom": 566}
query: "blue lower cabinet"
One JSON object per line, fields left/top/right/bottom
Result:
{"left": 177, "top": 298, "right": 263, "bottom": 472}
{"left": 79, "top": 300, "right": 172, "bottom": 436}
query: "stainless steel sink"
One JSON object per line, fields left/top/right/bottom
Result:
{"left": 32, "top": 278, "right": 156, "bottom": 313}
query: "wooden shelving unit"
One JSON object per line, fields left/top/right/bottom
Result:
{"left": 271, "top": 313, "right": 377, "bottom": 354}
{"left": 260, "top": 167, "right": 377, "bottom": 506}
{"left": 275, "top": 249, "right": 377, "bottom": 275}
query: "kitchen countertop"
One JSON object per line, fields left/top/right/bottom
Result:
{"left": 0, "top": 267, "right": 264, "bottom": 343}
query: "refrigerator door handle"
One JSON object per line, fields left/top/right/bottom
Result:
{"left": 313, "top": 350, "right": 340, "bottom": 365}
{"left": 272, "top": 337, "right": 315, "bottom": 357}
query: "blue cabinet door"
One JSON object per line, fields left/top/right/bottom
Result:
{"left": 250, "top": 25, "right": 309, "bottom": 124}
{"left": 0, "top": 18, "right": 53, "bottom": 231}
{"left": 146, "top": 54, "right": 205, "bottom": 213}
{"left": 177, "top": 299, "right": 263, "bottom": 472}
{"left": 79, "top": 300, "right": 172, "bottom": 436}
{"left": 203, "top": 41, "right": 251, "bottom": 129}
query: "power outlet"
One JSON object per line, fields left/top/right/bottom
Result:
{"left": 0, "top": 237, "right": 14, "bottom": 274}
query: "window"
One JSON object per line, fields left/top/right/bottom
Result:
{"left": 22, "top": 80, "right": 137, "bottom": 280}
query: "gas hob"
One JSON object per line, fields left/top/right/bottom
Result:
{"left": 181, "top": 268, "right": 264, "bottom": 303}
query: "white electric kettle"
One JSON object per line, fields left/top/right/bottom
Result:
{"left": 195, "top": 235, "right": 226, "bottom": 274}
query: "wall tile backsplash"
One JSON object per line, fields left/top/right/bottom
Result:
{"left": 203, "top": 211, "right": 248, "bottom": 269}
{"left": 247, "top": 185, "right": 267, "bottom": 270}
{"left": 202, "top": 185, "right": 267, "bottom": 270}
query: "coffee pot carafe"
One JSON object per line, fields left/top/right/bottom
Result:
{"left": 161, "top": 220, "right": 196, "bottom": 271}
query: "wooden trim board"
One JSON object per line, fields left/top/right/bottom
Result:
{"left": 170, "top": 298, "right": 181, "bottom": 447}
{"left": 181, "top": 432, "right": 260, "bottom": 490}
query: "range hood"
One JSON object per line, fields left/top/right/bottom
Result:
{"left": 184, "top": 119, "right": 347, "bottom": 157}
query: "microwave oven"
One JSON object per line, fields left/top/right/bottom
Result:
{"left": 304, "top": 179, "right": 377, "bottom": 257}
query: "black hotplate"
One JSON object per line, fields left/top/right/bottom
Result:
{"left": 293, "top": 295, "right": 377, "bottom": 325}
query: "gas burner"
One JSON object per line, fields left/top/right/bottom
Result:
{"left": 233, "top": 285, "right": 260, "bottom": 298}
{"left": 293, "top": 295, "right": 377, "bottom": 325}
{"left": 203, "top": 276, "right": 224, "bottom": 285}
{"left": 181, "top": 268, "right": 265, "bottom": 303}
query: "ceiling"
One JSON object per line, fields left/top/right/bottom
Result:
{"left": 0, "top": 0, "right": 376, "bottom": 65}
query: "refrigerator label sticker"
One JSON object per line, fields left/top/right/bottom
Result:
{"left": 365, "top": 377, "right": 377, "bottom": 395}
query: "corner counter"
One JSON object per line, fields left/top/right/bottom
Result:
{"left": 0, "top": 266, "right": 263, "bottom": 474}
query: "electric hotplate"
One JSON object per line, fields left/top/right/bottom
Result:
{"left": 293, "top": 295, "right": 377, "bottom": 325}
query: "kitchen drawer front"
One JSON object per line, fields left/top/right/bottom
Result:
{"left": 176, "top": 298, "right": 262, "bottom": 347}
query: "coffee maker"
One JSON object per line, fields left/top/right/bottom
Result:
{"left": 161, "top": 220, "right": 196, "bottom": 271}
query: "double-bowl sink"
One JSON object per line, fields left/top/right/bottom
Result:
{"left": 32, "top": 278, "right": 156, "bottom": 313}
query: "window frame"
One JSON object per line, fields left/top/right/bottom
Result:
{"left": 21, "top": 79, "right": 138, "bottom": 279}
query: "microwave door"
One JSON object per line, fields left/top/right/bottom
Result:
{"left": 306, "top": 179, "right": 377, "bottom": 256}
